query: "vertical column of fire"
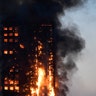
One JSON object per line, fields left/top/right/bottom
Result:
{"left": 29, "top": 37, "right": 38, "bottom": 96}
{"left": 47, "top": 37, "right": 55, "bottom": 96}
{"left": 36, "top": 40, "right": 46, "bottom": 96}
{"left": 25, "top": 37, "right": 39, "bottom": 96}
{"left": 25, "top": 24, "right": 55, "bottom": 96}
{"left": 25, "top": 37, "right": 46, "bottom": 96}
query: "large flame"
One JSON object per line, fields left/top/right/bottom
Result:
{"left": 30, "top": 67, "right": 55, "bottom": 96}
{"left": 27, "top": 40, "right": 55, "bottom": 96}
{"left": 48, "top": 75, "right": 55, "bottom": 96}
{"left": 37, "top": 67, "right": 45, "bottom": 96}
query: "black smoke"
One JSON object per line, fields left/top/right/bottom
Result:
{"left": 0, "top": 0, "right": 85, "bottom": 96}
{"left": 0, "top": 0, "right": 85, "bottom": 24}
{"left": 56, "top": 28, "right": 85, "bottom": 96}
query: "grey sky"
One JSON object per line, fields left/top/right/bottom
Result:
{"left": 60, "top": 0, "right": 96, "bottom": 96}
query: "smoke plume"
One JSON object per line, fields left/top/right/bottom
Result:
{"left": 0, "top": 0, "right": 85, "bottom": 96}
{"left": 1, "top": 0, "right": 85, "bottom": 23}
{"left": 56, "top": 27, "right": 85, "bottom": 96}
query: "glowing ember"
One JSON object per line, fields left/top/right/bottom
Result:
{"left": 20, "top": 44, "right": 25, "bottom": 49}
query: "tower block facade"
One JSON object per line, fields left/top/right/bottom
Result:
{"left": 2, "top": 26, "right": 20, "bottom": 96}
{"left": 1, "top": 23, "right": 56, "bottom": 96}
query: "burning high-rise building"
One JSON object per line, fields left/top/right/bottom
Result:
{"left": 1, "top": 19, "right": 56, "bottom": 96}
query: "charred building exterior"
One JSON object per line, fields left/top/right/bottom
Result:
{"left": 1, "top": 19, "right": 56, "bottom": 96}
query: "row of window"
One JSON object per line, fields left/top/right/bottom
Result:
{"left": 4, "top": 80, "right": 19, "bottom": 85}
{"left": 3, "top": 27, "right": 18, "bottom": 31}
{"left": 4, "top": 86, "right": 19, "bottom": 92}
{"left": 4, "top": 50, "right": 13, "bottom": 55}
{"left": 4, "top": 33, "right": 19, "bottom": 37}
{"left": 4, "top": 38, "right": 18, "bottom": 43}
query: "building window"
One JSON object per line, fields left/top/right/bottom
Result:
{"left": 9, "top": 33, "right": 13, "bottom": 36}
{"left": 10, "top": 86, "right": 14, "bottom": 90}
{"left": 4, "top": 27, "right": 8, "bottom": 30}
{"left": 4, "top": 39, "right": 8, "bottom": 42}
{"left": 4, "top": 81, "right": 8, "bottom": 84}
{"left": 14, "top": 80, "right": 19, "bottom": 85}
{"left": 4, "top": 86, "right": 8, "bottom": 90}
{"left": 4, "top": 33, "right": 8, "bottom": 37}
{"left": 14, "top": 33, "right": 19, "bottom": 37}
{"left": 9, "top": 39, "right": 13, "bottom": 42}
{"left": 15, "top": 86, "right": 19, "bottom": 91}
{"left": 9, "top": 27, "right": 13, "bottom": 30}
{"left": 9, "top": 50, "right": 13, "bottom": 54}
{"left": 9, "top": 80, "right": 14, "bottom": 84}
{"left": 4, "top": 50, "right": 8, "bottom": 54}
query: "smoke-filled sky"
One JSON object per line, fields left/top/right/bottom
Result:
{"left": 60, "top": 0, "right": 96, "bottom": 96}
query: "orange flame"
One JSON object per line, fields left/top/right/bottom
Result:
{"left": 30, "top": 67, "right": 55, "bottom": 96}
{"left": 37, "top": 68, "right": 45, "bottom": 96}
{"left": 48, "top": 76, "right": 55, "bottom": 96}
{"left": 30, "top": 67, "right": 46, "bottom": 96}
{"left": 28, "top": 40, "right": 55, "bottom": 96}
{"left": 20, "top": 44, "right": 25, "bottom": 49}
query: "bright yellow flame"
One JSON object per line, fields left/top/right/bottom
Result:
{"left": 27, "top": 40, "right": 55, "bottom": 96}
{"left": 50, "top": 88, "right": 55, "bottom": 96}
{"left": 37, "top": 68, "right": 45, "bottom": 96}
{"left": 47, "top": 75, "right": 55, "bottom": 96}
{"left": 30, "top": 67, "right": 45, "bottom": 96}
{"left": 30, "top": 88, "right": 37, "bottom": 95}
{"left": 29, "top": 67, "right": 55, "bottom": 96}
